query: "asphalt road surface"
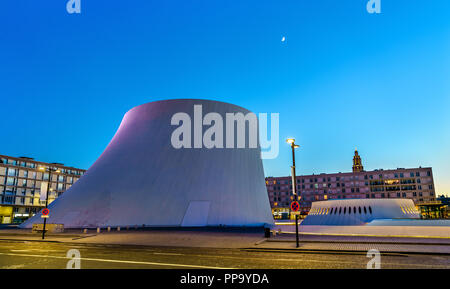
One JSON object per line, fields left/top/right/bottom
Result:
{"left": 0, "top": 240, "right": 449, "bottom": 269}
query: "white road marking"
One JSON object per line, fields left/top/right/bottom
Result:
{"left": 153, "top": 252, "right": 183, "bottom": 256}
{"left": 0, "top": 252, "right": 234, "bottom": 269}
{"left": 1, "top": 264, "right": 25, "bottom": 269}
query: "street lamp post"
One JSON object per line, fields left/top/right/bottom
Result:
{"left": 286, "top": 138, "right": 300, "bottom": 248}
{"left": 39, "top": 167, "right": 60, "bottom": 240}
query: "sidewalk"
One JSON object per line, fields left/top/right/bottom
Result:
{"left": 251, "top": 239, "right": 450, "bottom": 255}
{"left": 0, "top": 228, "right": 265, "bottom": 248}
{"left": 0, "top": 228, "right": 449, "bottom": 255}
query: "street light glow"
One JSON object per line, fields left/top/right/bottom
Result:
{"left": 286, "top": 138, "right": 295, "bottom": 144}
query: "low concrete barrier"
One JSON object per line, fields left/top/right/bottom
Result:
{"left": 298, "top": 225, "right": 450, "bottom": 238}
{"left": 32, "top": 223, "right": 64, "bottom": 233}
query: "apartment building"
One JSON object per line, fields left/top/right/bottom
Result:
{"left": 0, "top": 155, "right": 86, "bottom": 223}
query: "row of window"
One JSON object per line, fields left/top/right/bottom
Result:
{"left": 2, "top": 178, "right": 74, "bottom": 190}
{"left": 270, "top": 181, "right": 432, "bottom": 191}
{"left": 0, "top": 159, "right": 84, "bottom": 176}
{"left": 310, "top": 206, "right": 373, "bottom": 216}
{"left": 3, "top": 168, "right": 79, "bottom": 184}
{"left": 267, "top": 171, "right": 432, "bottom": 185}
{"left": 0, "top": 195, "right": 60, "bottom": 205}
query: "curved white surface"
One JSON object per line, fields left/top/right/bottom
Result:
{"left": 301, "top": 199, "right": 420, "bottom": 226}
{"left": 21, "top": 99, "right": 274, "bottom": 228}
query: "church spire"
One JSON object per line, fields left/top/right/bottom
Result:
{"left": 352, "top": 148, "right": 364, "bottom": 172}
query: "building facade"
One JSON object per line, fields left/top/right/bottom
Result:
{"left": 0, "top": 155, "right": 85, "bottom": 224}
{"left": 266, "top": 150, "right": 436, "bottom": 217}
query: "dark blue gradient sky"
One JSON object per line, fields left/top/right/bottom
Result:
{"left": 1, "top": 1, "right": 449, "bottom": 195}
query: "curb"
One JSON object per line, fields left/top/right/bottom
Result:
{"left": 266, "top": 239, "right": 450, "bottom": 246}
{"left": 242, "top": 247, "right": 450, "bottom": 256}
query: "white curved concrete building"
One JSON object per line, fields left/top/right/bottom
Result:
{"left": 301, "top": 199, "right": 420, "bottom": 226}
{"left": 21, "top": 99, "right": 274, "bottom": 228}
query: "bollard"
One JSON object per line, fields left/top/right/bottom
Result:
{"left": 264, "top": 227, "right": 271, "bottom": 238}
{"left": 117, "top": 227, "right": 120, "bottom": 232}
{"left": 107, "top": 227, "right": 111, "bottom": 232}
{"left": 83, "top": 228, "right": 87, "bottom": 234}
{"left": 97, "top": 227, "right": 100, "bottom": 233}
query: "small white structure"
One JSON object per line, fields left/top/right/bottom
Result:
{"left": 20, "top": 99, "right": 274, "bottom": 228}
{"left": 301, "top": 199, "right": 420, "bottom": 226}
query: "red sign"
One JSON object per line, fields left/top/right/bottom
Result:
{"left": 290, "top": 201, "right": 300, "bottom": 212}
{"left": 42, "top": 208, "right": 50, "bottom": 216}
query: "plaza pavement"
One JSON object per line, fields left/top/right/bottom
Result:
{"left": 0, "top": 227, "right": 449, "bottom": 255}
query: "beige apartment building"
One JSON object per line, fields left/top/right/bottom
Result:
{"left": 266, "top": 150, "right": 436, "bottom": 218}
{"left": 0, "top": 155, "right": 86, "bottom": 224}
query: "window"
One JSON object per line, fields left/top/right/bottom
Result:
{"left": 344, "top": 207, "right": 346, "bottom": 214}
{"left": 368, "top": 206, "right": 372, "bottom": 214}
{"left": 364, "top": 207, "right": 367, "bottom": 214}
{"left": 358, "top": 207, "right": 362, "bottom": 214}
{"left": 353, "top": 207, "right": 356, "bottom": 214}
{"left": 7, "top": 168, "right": 17, "bottom": 176}
{"left": 6, "top": 177, "right": 16, "bottom": 186}
{"left": 339, "top": 207, "right": 342, "bottom": 214}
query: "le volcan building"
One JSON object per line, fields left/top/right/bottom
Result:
{"left": 266, "top": 150, "right": 436, "bottom": 216}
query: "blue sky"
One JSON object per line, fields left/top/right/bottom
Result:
{"left": 1, "top": 1, "right": 449, "bottom": 195}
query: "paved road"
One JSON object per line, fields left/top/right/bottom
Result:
{"left": 0, "top": 240, "right": 449, "bottom": 269}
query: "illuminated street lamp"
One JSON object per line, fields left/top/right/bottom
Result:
{"left": 286, "top": 138, "right": 300, "bottom": 248}
{"left": 38, "top": 166, "right": 60, "bottom": 240}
